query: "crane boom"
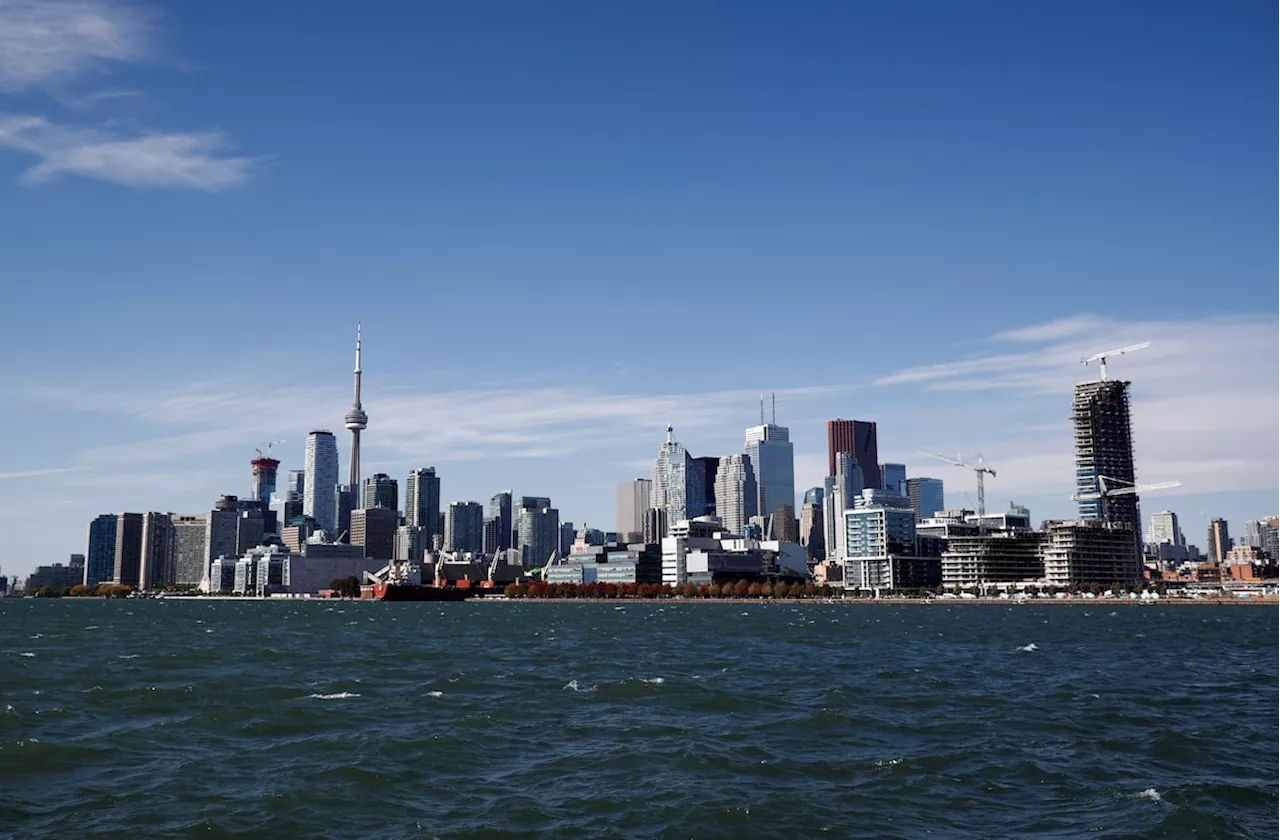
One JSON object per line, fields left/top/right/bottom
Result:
{"left": 919, "top": 450, "right": 996, "bottom": 517}
{"left": 1081, "top": 341, "right": 1149, "bottom": 380}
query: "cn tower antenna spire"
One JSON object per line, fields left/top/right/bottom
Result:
{"left": 344, "top": 322, "right": 368, "bottom": 488}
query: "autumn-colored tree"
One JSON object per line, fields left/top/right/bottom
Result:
{"left": 731, "top": 580, "right": 748, "bottom": 598}
{"left": 69, "top": 584, "right": 91, "bottom": 597}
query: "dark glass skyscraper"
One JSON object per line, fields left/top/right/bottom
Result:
{"left": 405, "top": 468, "right": 441, "bottom": 538}
{"left": 85, "top": 513, "right": 117, "bottom": 588}
{"left": 828, "top": 419, "right": 879, "bottom": 489}
{"left": 486, "top": 490, "right": 513, "bottom": 553}
{"left": 362, "top": 473, "right": 398, "bottom": 511}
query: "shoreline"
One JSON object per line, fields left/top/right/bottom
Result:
{"left": 480, "top": 596, "right": 1279, "bottom": 607}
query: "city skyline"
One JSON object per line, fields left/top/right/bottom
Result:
{"left": 0, "top": 3, "right": 1275, "bottom": 578}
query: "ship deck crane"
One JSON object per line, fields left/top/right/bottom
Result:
{"left": 1081, "top": 342, "right": 1149, "bottom": 380}
{"left": 920, "top": 451, "right": 996, "bottom": 518}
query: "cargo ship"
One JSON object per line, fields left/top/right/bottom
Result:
{"left": 360, "top": 561, "right": 475, "bottom": 602}
{"left": 365, "top": 582, "right": 473, "bottom": 602}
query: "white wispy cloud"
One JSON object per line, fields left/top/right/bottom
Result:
{"left": 0, "top": 466, "right": 86, "bottom": 480}
{"left": 0, "top": 114, "right": 257, "bottom": 189}
{"left": 0, "top": 1, "right": 260, "bottom": 190}
{"left": 0, "top": 0, "right": 150, "bottom": 91}
{"left": 29, "top": 381, "right": 844, "bottom": 469}
{"left": 873, "top": 313, "right": 1279, "bottom": 504}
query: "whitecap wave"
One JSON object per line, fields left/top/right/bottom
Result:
{"left": 117, "top": 654, "right": 140, "bottom": 659}
{"left": 84, "top": 625, "right": 98, "bottom": 630}
{"left": 562, "top": 680, "right": 596, "bottom": 692}
{"left": 426, "top": 690, "right": 444, "bottom": 698}
{"left": 1137, "top": 788, "right": 1161, "bottom": 801}
{"left": 640, "top": 677, "right": 665, "bottom": 685}
{"left": 874, "top": 757, "right": 903, "bottom": 768}
{"left": 306, "top": 692, "right": 361, "bottom": 700}
{"left": 1018, "top": 643, "right": 1038, "bottom": 652}
{"left": 18, "top": 652, "right": 35, "bottom": 658}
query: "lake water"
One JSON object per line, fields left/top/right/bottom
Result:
{"left": 1, "top": 600, "right": 1276, "bottom": 838}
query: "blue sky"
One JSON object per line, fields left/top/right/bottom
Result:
{"left": 0, "top": 1, "right": 1275, "bottom": 578}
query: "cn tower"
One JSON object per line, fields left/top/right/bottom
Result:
{"left": 344, "top": 322, "right": 368, "bottom": 488}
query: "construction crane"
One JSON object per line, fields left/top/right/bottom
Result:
{"left": 255, "top": 439, "right": 286, "bottom": 459}
{"left": 920, "top": 451, "right": 996, "bottom": 518}
{"left": 1071, "top": 476, "right": 1181, "bottom": 523}
{"left": 1081, "top": 342, "right": 1149, "bottom": 381}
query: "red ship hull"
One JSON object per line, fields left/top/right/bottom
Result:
{"left": 366, "top": 583, "right": 473, "bottom": 602}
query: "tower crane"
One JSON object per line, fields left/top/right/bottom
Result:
{"left": 1081, "top": 342, "right": 1149, "bottom": 381}
{"left": 255, "top": 439, "right": 286, "bottom": 459}
{"left": 920, "top": 451, "right": 996, "bottom": 518}
{"left": 1071, "top": 476, "right": 1181, "bottom": 523}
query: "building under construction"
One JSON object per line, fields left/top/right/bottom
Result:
{"left": 941, "top": 530, "right": 1045, "bottom": 590}
{"left": 1073, "top": 380, "right": 1139, "bottom": 532}
{"left": 1041, "top": 519, "right": 1141, "bottom": 587}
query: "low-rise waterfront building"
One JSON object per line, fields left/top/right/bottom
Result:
{"left": 941, "top": 531, "right": 1046, "bottom": 590}
{"left": 1041, "top": 520, "right": 1141, "bottom": 587}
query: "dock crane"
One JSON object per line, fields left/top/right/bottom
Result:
{"left": 920, "top": 451, "right": 996, "bottom": 518}
{"left": 1081, "top": 342, "right": 1149, "bottom": 381}
{"left": 1071, "top": 476, "right": 1181, "bottom": 523}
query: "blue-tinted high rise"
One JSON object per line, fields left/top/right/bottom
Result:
{"left": 745, "top": 421, "right": 795, "bottom": 526}
{"left": 880, "top": 463, "right": 907, "bottom": 498}
{"left": 85, "top": 513, "right": 117, "bottom": 587}
{"left": 906, "top": 477, "right": 946, "bottom": 520}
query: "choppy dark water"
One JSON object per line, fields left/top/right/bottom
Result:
{"left": 1, "top": 600, "right": 1275, "bottom": 839}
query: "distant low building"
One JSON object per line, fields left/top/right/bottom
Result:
{"left": 546, "top": 541, "right": 663, "bottom": 585}
{"left": 26, "top": 563, "right": 83, "bottom": 592}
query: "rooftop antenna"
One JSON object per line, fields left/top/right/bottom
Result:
{"left": 759, "top": 393, "right": 765, "bottom": 425}
{"left": 771, "top": 392, "right": 776, "bottom": 425}
{"left": 1082, "top": 341, "right": 1149, "bottom": 381}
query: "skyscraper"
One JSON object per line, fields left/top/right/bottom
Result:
{"left": 800, "top": 499, "right": 825, "bottom": 560}
{"left": 334, "top": 484, "right": 357, "bottom": 543}
{"left": 405, "top": 468, "right": 441, "bottom": 538}
{"left": 880, "top": 463, "right": 907, "bottom": 498}
{"left": 344, "top": 323, "right": 368, "bottom": 489}
{"left": 1073, "top": 381, "right": 1138, "bottom": 524}
{"left": 1206, "top": 519, "right": 1231, "bottom": 564}
{"left": 517, "top": 496, "right": 559, "bottom": 568}
{"left": 112, "top": 512, "right": 144, "bottom": 587}
{"left": 304, "top": 430, "right": 339, "bottom": 534}
{"left": 616, "top": 479, "right": 651, "bottom": 541}
{"left": 690, "top": 456, "right": 720, "bottom": 519}
{"left": 445, "top": 501, "right": 485, "bottom": 553}
{"left": 362, "top": 473, "right": 398, "bottom": 511}
{"left": 139, "top": 512, "right": 175, "bottom": 591}
{"left": 1147, "top": 510, "right": 1185, "bottom": 546}
{"left": 745, "top": 417, "right": 795, "bottom": 532}
{"left": 906, "top": 477, "right": 945, "bottom": 520}
{"left": 85, "top": 513, "right": 117, "bottom": 588}
{"left": 485, "top": 490, "right": 513, "bottom": 554}
{"left": 250, "top": 453, "right": 279, "bottom": 535}
{"left": 283, "top": 469, "right": 305, "bottom": 525}
{"left": 351, "top": 507, "right": 397, "bottom": 560}
{"left": 713, "top": 453, "right": 757, "bottom": 535}
{"left": 172, "top": 514, "right": 208, "bottom": 587}
{"left": 828, "top": 419, "right": 880, "bottom": 489}
{"left": 651, "top": 427, "right": 701, "bottom": 534}
{"left": 834, "top": 451, "right": 865, "bottom": 513}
